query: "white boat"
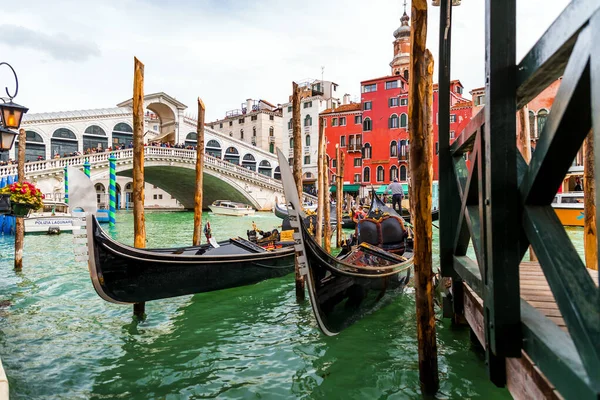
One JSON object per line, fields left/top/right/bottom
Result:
{"left": 208, "top": 200, "right": 255, "bottom": 217}
{"left": 552, "top": 192, "right": 584, "bottom": 227}
{"left": 24, "top": 201, "right": 78, "bottom": 234}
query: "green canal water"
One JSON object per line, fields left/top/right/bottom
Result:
{"left": 0, "top": 211, "right": 585, "bottom": 399}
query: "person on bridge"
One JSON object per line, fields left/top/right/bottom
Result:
{"left": 385, "top": 179, "right": 404, "bottom": 213}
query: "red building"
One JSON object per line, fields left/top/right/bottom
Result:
{"left": 324, "top": 9, "right": 472, "bottom": 194}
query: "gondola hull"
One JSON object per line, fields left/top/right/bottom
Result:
{"left": 86, "top": 216, "right": 295, "bottom": 303}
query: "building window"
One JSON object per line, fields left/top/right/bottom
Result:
{"left": 385, "top": 80, "right": 398, "bottom": 90}
{"left": 436, "top": 142, "right": 439, "bottom": 154}
{"left": 390, "top": 165, "right": 398, "bottom": 181}
{"left": 253, "top": 127, "right": 257, "bottom": 137}
{"left": 332, "top": 118, "right": 338, "bottom": 127}
{"left": 229, "top": 121, "right": 233, "bottom": 126}
{"left": 153, "top": 194, "right": 158, "bottom": 200}
{"left": 304, "top": 115, "right": 312, "bottom": 127}
{"left": 332, "top": 159, "right": 337, "bottom": 168}
{"left": 304, "top": 155, "right": 310, "bottom": 164}
{"left": 251, "top": 115, "right": 258, "bottom": 121}
{"left": 363, "top": 118, "right": 372, "bottom": 132}
{"left": 400, "top": 113, "right": 408, "bottom": 128}
{"left": 363, "top": 167, "right": 370, "bottom": 182}
{"left": 270, "top": 115, "right": 274, "bottom": 121}
{"left": 537, "top": 109, "right": 548, "bottom": 136}
{"left": 456, "top": 86, "right": 463, "bottom": 94}
{"left": 363, "top": 143, "right": 372, "bottom": 159}
{"left": 389, "top": 114, "right": 399, "bottom": 129}
{"left": 289, "top": 138, "right": 293, "bottom": 148}
{"left": 400, "top": 165, "right": 407, "bottom": 181}
{"left": 305, "top": 135, "right": 311, "bottom": 146}
{"left": 219, "top": 123, "right": 223, "bottom": 128}
{"left": 354, "top": 157, "right": 362, "bottom": 167}
{"left": 363, "top": 101, "right": 372, "bottom": 111}
{"left": 269, "top": 126, "right": 274, "bottom": 136}
{"left": 229, "top": 132, "right": 233, "bottom": 137}
{"left": 354, "top": 173, "right": 361, "bottom": 183}
{"left": 450, "top": 114, "right": 456, "bottom": 123}
{"left": 340, "top": 136, "right": 346, "bottom": 147}
{"left": 403, "top": 70, "right": 409, "bottom": 81}
{"left": 340, "top": 117, "right": 346, "bottom": 126}
{"left": 158, "top": 194, "right": 163, "bottom": 200}
{"left": 529, "top": 110, "right": 536, "bottom": 138}
{"left": 239, "top": 118, "right": 245, "bottom": 124}
{"left": 240, "top": 129, "right": 244, "bottom": 139}
{"left": 376, "top": 166, "right": 385, "bottom": 182}
{"left": 354, "top": 115, "right": 362, "bottom": 124}
{"left": 450, "top": 131, "right": 455, "bottom": 140}
{"left": 363, "top": 83, "right": 377, "bottom": 93}
{"left": 304, "top": 101, "right": 312, "bottom": 109}
{"left": 390, "top": 141, "right": 398, "bottom": 157}
{"left": 400, "top": 98, "right": 408, "bottom": 106}
{"left": 389, "top": 97, "right": 399, "bottom": 107}
{"left": 288, "top": 106, "right": 292, "bottom": 112}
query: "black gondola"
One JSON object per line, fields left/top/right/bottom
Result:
{"left": 274, "top": 201, "right": 357, "bottom": 229}
{"left": 84, "top": 215, "right": 295, "bottom": 304}
{"left": 277, "top": 149, "right": 413, "bottom": 336}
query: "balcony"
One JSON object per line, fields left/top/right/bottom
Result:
{"left": 348, "top": 144, "right": 362, "bottom": 153}
{"left": 269, "top": 136, "right": 275, "bottom": 143}
{"left": 288, "top": 129, "right": 293, "bottom": 137}
{"left": 304, "top": 146, "right": 311, "bottom": 154}
{"left": 304, "top": 126, "right": 311, "bottom": 133}
{"left": 288, "top": 148, "right": 294, "bottom": 157}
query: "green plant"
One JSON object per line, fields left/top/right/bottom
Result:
{"left": 0, "top": 181, "right": 45, "bottom": 210}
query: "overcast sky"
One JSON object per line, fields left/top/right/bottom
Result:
{"left": 0, "top": 0, "right": 568, "bottom": 121}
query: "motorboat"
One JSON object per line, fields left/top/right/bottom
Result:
{"left": 552, "top": 192, "right": 584, "bottom": 227}
{"left": 24, "top": 201, "right": 78, "bottom": 235}
{"left": 209, "top": 200, "right": 255, "bottom": 217}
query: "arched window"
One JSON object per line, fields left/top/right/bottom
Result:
{"left": 363, "top": 167, "right": 371, "bottom": 182}
{"left": 95, "top": 183, "right": 106, "bottom": 205}
{"left": 51, "top": 128, "right": 78, "bottom": 156}
{"left": 242, "top": 153, "right": 257, "bottom": 171}
{"left": 389, "top": 114, "right": 399, "bottom": 129}
{"left": 537, "top": 109, "right": 548, "bottom": 137}
{"left": 185, "top": 132, "right": 197, "bottom": 147}
{"left": 304, "top": 115, "right": 312, "bottom": 127}
{"left": 274, "top": 166, "right": 281, "bottom": 180}
{"left": 363, "top": 118, "right": 372, "bottom": 131}
{"left": 258, "top": 160, "right": 272, "bottom": 177}
{"left": 269, "top": 127, "right": 274, "bottom": 136}
{"left": 400, "top": 113, "right": 408, "bottom": 128}
{"left": 390, "top": 140, "right": 398, "bottom": 157}
{"left": 377, "top": 166, "right": 385, "bottom": 182}
{"left": 253, "top": 126, "right": 257, "bottom": 137}
{"left": 83, "top": 125, "right": 108, "bottom": 152}
{"left": 125, "top": 182, "right": 133, "bottom": 191}
{"left": 528, "top": 110, "right": 536, "bottom": 138}
{"left": 224, "top": 146, "right": 240, "bottom": 164}
{"left": 399, "top": 140, "right": 408, "bottom": 158}
{"left": 206, "top": 139, "right": 222, "bottom": 158}
{"left": 403, "top": 70, "right": 409, "bottom": 81}
{"left": 112, "top": 122, "right": 133, "bottom": 147}
{"left": 84, "top": 125, "right": 105, "bottom": 136}
{"left": 305, "top": 135, "right": 311, "bottom": 146}
{"left": 289, "top": 138, "right": 293, "bottom": 148}
{"left": 390, "top": 165, "right": 398, "bottom": 181}
{"left": 362, "top": 143, "right": 372, "bottom": 159}
{"left": 288, "top": 119, "right": 292, "bottom": 130}
{"left": 240, "top": 129, "right": 244, "bottom": 139}
{"left": 15, "top": 131, "right": 46, "bottom": 162}
{"left": 400, "top": 165, "right": 407, "bottom": 181}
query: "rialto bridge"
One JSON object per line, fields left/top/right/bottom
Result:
{"left": 0, "top": 93, "right": 300, "bottom": 210}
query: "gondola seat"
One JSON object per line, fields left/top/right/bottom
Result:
{"left": 380, "top": 216, "right": 408, "bottom": 254}
{"left": 357, "top": 219, "right": 382, "bottom": 246}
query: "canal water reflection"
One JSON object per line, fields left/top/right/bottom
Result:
{"left": 2, "top": 211, "right": 583, "bottom": 398}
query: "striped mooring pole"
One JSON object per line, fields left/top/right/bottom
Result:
{"left": 84, "top": 159, "right": 91, "bottom": 178}
{"left": 63, "top": 166, "right": 68, "bottom": 204}
{"left": 109, "top": 155, "right": 117, "bottom": 227}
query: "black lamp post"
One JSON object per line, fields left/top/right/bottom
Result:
{"left": 0, "top": 62, "right": 28, "bottom": 152}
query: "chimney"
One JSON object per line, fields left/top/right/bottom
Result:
{"left": 246, "top": 98, "right": 253, "bottom": 113}
{"left": 343, "top": 94, "right": 351, "bottom": 105}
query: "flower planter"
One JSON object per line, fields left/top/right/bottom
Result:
{"left": 12, "top": 203, "right": 33, "bottom": 218}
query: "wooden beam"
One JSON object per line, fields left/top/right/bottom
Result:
{"left": 409, "top": 0, "right": 438, "bottom": 395}
{"left": 584, "top": 131, "right": 597, "bottom": 270}
{"left": 316, "top": 117, "right": 325, "bottom": 246}
{"left": 292, "top": 81, "right": 305, "bottom": 301}
{"left": 14, "top": 128, "right": 26, "bottom": 270}
{"left": 335, "top": 145, "right": 342, "bottom": 248}
{"left": 323, "top": 155, "right": 332, "bottom": 253}
{"left": 132, "top": 56, "right": 146, "bottom": 319}
{"left": 193, "top": 98, "right": 205, "bottom": 246}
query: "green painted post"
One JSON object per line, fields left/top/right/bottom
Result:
{"left": 63, "top": 166, "right": 68, "bottom": 204}
{"left": 84, "top": 159, "right": 91, "bottom": 178}
{"left": 109, "top": 155, "right": 117, "bottom": 227}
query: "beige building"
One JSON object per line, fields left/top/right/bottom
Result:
{"left": 207, "top": 99, "right": 282, "bottom": 155}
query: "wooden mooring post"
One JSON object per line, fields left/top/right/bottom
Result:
{"left": 316, "top": 117, "right": 326, "bottom": 246}
{"left": 517, "top": 105, "right": 537, "bottom": 261}
{"left": 193, "top": 98, "right": 206, "bottom": 246}
{"left": 323, "top": 155, "right": 332, "bottom": 253}
{"left": 335, "top": 145, "right": 344, "bottom": 248}
{"left": 292, "top": 81, "right": 305, "bottom": 301}
{"left": 584, "top": 131, "right": 597, "bottom": 270}
{"left": 14, "top": 128, "right": 26, "bottom": 270}
{"left": 408, "top": 0, "right": 439, "bottom": 395}
{"left": 132, "top": 57, "right": 146, "bottom": 319}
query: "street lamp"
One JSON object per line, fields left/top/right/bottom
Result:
{"left": 0, "top": 62, "right": 28, "bottom": 152}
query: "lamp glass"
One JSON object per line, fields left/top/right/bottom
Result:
{"left": 0, "top": 101, "right": 28, "bottom": 130}
{"left": 0, "top": 128, "right": 17, "bottom": 151}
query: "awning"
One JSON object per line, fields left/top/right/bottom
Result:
{"left": 330, "top": 184, "right": 361, "bottom": 192}
{"left": 375, "top": 183, "right": 409, "bottom": 195}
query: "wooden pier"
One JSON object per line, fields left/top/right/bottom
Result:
{"left": 437, "top": 0, "right": 600, "bottom": 398}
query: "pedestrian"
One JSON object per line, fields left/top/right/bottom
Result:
{"left": 384, "top": 179, "right": 404, "bottom": 213}
{"left": 574, "top": 177, "right": 583, "bottom": 191}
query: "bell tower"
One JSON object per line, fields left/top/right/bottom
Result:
{"left": 390, "top": 1, "right": 411, "bottom": 79}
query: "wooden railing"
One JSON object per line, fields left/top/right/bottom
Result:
{"left": 438, "top": 0, "right": 600, "bottom": 397}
